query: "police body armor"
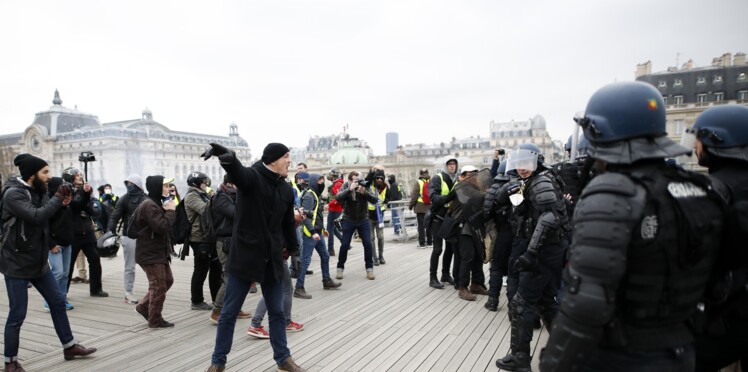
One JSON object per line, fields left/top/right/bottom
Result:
{"left": 540, "top": 163, "right": 724, "bottom": 372}
{"left": 511, "top": 170, "right": 569, "bottom": 243}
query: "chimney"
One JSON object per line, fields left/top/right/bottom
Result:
{"left": 734, "top": 52, "right": 746, "bottom": 66}
{"left": 712, "top": 57, "right": 722, "bottom": 67}
{"left": 721, "top": 53, "right": 733, "bottom": 67}
{"left": 635, "top": 61, "right": 652, "bottom": 78}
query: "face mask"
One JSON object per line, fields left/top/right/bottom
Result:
{"left": 104, "top": 188, "right": 112, "bottom": 194}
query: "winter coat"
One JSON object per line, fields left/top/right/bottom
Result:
{"left": 134, "top": 176, "right": 176, "bottom": 265}
{"left": 184, "top": 186, "right": 211, "bottom": 243}
{"left": 300, "top": 174, "right": 326, "bottom": 236}
{"left": 0, "top": 177, "right": 63, "bottom": 278}
{"left": 68, "top": 187, "right": 99, "bottom": 244}
{"left": 409, "top": 179, "right": 431, "bottom": 214}
{"left": 107, "top": 188, "right": 146, "bottom": 236}
{"left": 213, "top": 184, "right": 236, "bottom": 238}
{"left": 327, "top": 178, "right": 344, "bottom": 213}
{"left": 337, "top": 183, "right": 379, "bottom": 222}
{"left": 220, "top": 158, "right": 299, "bottom": 283}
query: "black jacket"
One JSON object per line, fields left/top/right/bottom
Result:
{"left": 337, "top": 183, "right": 379, "bottom": 222}
{"left": 213, "top": 184, "right": 236, "bottom": 238}
{"left": 0, "top": 177, "right": 63, "bottom": 278}
{"left": 68, "top": 187, "right": 99, "bottom": 244}
{"left": 48, "top": 177, "right": 74, "bottom": 247}
{"left": 135, "top": 176, "right": 176, "bottom": 265}
{"left": 300, "top": 174, "right": 325, "bottom": 235}
{"left": 107, "top": 187, "right": 146, "bottom": 237}
{"left": 221, "top": 158, "right": 299, "bottom": 282}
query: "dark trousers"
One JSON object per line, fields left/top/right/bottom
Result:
{"left": 416, "top": 213, "right": 431, "bottom": 246}
{"left": 694, "top": 309, "right": 748, "bottom": 372}
{"left": 190, "top": 241, "right": 222, "bottom": 304}
{"left": 67, "top": 236, "right": 103, "bottom": 294}
{"left": 454, "top": 234, "right": 485, "bottom": 288}
{"left": 585, "top": 344, "right": 695, "bottom": 372}
{"left": 4, "top": 271, "right": 76, "bottom": 360}
{"left": 326, "top": 211, "right": 343, "bottom": 252}
{"left": 429, "top": 218, "right": 454, "bottom": 278}
{"left": 488, "top": 226, "right": 513, "bottom": 298}
{"left": 137, "top": 263, "right": 174, "bottom": 327}
{"left": 337, "top": 219, "right": 373, "bottom": 270}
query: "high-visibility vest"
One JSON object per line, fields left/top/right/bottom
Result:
{"left": 368, "top": 185, "right": 388, "bottom": 211}
{"left": 301, "top": 191, "right": 323, "bottom": 237}
{"left": 418, "top": 179, "right": 430, "bottom": 204}
{"left": 437, "top": 173, "right": 455, "bottom": 208}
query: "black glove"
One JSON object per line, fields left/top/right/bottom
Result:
{"left": 56, "top": 183, "right": 73, "bottom": 199}
{"left": 506, "top": 183, "right": 521, "bottom": 195}
{"left": 200, "top": 143, "right": 234, "bottom": 163}
{"left": 513, "top": 251, "right": 539, "bottom": 272}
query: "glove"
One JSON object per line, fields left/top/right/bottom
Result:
{"left": 513, "top": 251, "right": 539, "bottom": 272}
{"left": 200, "top": 143, "right": 234, "bottom": 163}
{"left": 290, "top": 255, "right": 301, "bottom": 279}
{"left": 506, "top": 183, "right": 521, "bottom": 195}
{"left": 55, "top": 183, "right": 73, "bottom": 199}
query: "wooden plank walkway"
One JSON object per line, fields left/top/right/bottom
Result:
{"left": 0, "top": 230, "right": 548, "bottom": 371}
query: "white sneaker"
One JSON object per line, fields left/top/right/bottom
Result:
{"left": 125, "top": 292, "right": 139, "bottom": 304}
{"left": 336, "top": 269, "right": 343, "bottom": 280}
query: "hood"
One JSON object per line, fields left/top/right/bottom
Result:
{"left": 48, "top": 177, "right": 63, "bottom": 197}
{"left": 308, "top": 173, "right": 324, "bottom": 195}
{"left": 3, "top": 176, "right": 27, "bottom": 193}
{"left": 145, "top": 175, "right": 165, "bottom": 204}
{"left": 388, "top": 174, "right": 396, "bottom": 184}
{"left": 125, "top": 174, "right": 143, "bottom": 191}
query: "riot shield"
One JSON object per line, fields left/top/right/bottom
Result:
{"left": 454, "top": 168, "right": 493, "bottom": 262}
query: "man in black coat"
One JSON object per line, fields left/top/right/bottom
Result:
{"left": 1, "top": 154, "right": 96, "bottom": 371}
{"left": 203, "top": 142, "right": 305, "bottom": 372}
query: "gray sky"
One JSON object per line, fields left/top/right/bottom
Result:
{"left": 1, "top": 0, "right": 745, "bottom": 155}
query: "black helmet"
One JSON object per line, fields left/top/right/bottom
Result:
{"left": 578, "top": 82, "right": 688, "bottom": 164}
{"left": 187, "top": 171, "right": 209, "bottom": 187}
{"left": 579, "top": 81, "right": 666, "bottom": 144}
{"left": 518, "top": 143, "right": 545, "bottom": 165}
{"left": 96, "top": 231, "right": 120, "bottom": 258}
{"left": 62, "top": 167, "right": 82, "bottom": 183}
{"left": 690, "top": 104, "right": 748, "bottom": 162}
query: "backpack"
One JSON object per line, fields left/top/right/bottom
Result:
{"left": 171, "top": 201, "right": 192, "bottom": 245}
{"left": 199, "top": 194, "right": 217, "bottom": 242}
{"left": 421, "top": 180, "right": 431, "bottom": 205}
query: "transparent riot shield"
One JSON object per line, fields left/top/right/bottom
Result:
{"left": 454, "top": 168, "right": 493, "bottom": 262}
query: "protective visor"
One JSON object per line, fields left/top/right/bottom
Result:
{"left": 505, "top": 149, "right": 538, "bottom": 172}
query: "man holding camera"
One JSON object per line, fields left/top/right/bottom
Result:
{"left": 335, "top": 171, "right": 379, "bottom": 280}
{"left": 63, "top": 167, "right": 108, "bottom": 298}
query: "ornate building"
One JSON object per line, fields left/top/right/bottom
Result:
{"left": 489, "top": 115, "right": 564, "bottom": 164}
{"left": 0, "top": 91, "right": 251, "bottom": 194}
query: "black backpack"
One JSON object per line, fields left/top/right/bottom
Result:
{"left": 199, "top": 194, "right": 217, "bottom": 242}
{"left": 171, "top": 201, "right": 192, "bottom": 245}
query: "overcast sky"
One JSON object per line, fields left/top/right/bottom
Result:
{"left": 1, "top": 0, "right": 745, "bottom": 155}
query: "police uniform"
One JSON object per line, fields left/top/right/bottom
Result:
{"left": 482, "top": 163, "right": 516, "bottom": 311}
{"left": 539, "top": 82, "right": 725, "bottom": 372}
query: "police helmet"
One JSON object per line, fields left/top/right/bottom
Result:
{"left": 576, "top": 134, "right": 591, "bottom": 159}
{"left": 329, "top": 168, "right": 341, "bottom": 177}
{"left": 506, "top": 143, "right": 544, "bottom": 173}
{"left": 96, "top": 231, "right": 120, "bottom": 258}
{"left": 690, "top": 105, "right": 748, "bottom": 162}
{"left": 187, "top": 171, "right": 209, "bottom": 187}
{"left": 62, "top": 167, "right": 82, "bottom": 183}
{"left": 579, "top": 81, "right": 667, "bottom": 144}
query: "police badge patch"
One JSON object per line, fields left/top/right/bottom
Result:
{"left": 641, "top": 215, "right": 658, "bottom": 239}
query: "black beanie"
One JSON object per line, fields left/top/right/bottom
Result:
{"left": 14, "top": 153, "right": 49, "bottom": 181}
{"left": 261, "top": 143, "right": 290, "bottom": 164}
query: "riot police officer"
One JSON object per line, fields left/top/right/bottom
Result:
{"left": 496, "top": 143, "right": 569, "bottom": 371}
{"left": 539, "top": 81, "right": 725, "bottom": 372}
{"left": 482, "top": 160, "right": 516, "bottom": 311}
{"left": 689, "top": 104, "right": 748, "bottom": 371}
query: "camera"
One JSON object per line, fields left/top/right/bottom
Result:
{"left": 353, "top": 179, "right": 369, "bottom": 189}
{"left": 497, "top": 149, "right": 505, "bottom": 156}
{"left": 78, "top": 151, "right": 96, "bottom": 163}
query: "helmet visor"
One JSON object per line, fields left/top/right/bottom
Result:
{"left": 505, "top": 149, "right": 538, "bottom": 172}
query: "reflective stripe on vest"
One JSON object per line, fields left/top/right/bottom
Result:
{"left": 368, "top": 186, "right": 387, "bottom": 211}
{"left": 302, "top": 191, "right": 321, "bottom": 237}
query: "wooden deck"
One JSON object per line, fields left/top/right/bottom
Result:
{"left": 0, "top": 229, "right": 548, "bottom": 371}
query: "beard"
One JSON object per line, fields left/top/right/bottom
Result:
{"left": 31, "top": 177, "right": 48, "bottom": 193}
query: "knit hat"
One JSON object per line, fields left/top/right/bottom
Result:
{"left": 14, "top": 153, "right": 48, "bottom": 181}
{"left": 261, "top": 143, "right": 290, "bottom": 164}
{"left": 124, "top": 174, "right": 144, "bottom": 191}
{"left": 419, "top": 168, "right": 430, "bottom": 178}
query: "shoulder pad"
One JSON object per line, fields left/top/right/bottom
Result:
{"left": 530, "top": 175, "right": 559, "bottom": 205}
{"left": 581, "top": 173, "right": 637, "bottom": 197}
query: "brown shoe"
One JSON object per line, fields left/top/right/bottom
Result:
{"left": 63, "top": 344, "right": 97, "bottom": 360}
{"left": 4, "top": 361, "right": 25, "bottom": 372}
{"left": 469, "top": 284, "right": 489, "bottom": 296}
{"left": 210, "top": 310, "right": 220, "bottom": 324}
{"left": 206, "top": 364, "right": 225, "bottom": 372}
{"left": 458, "top": 287, "right": 477, "bottom": 301}
{"left": 277, "top": 356, "right": 306, "bottom": 372}
{"left": 237, "top": 310, "right": 252, "bottom": 319}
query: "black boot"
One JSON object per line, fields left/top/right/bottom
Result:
{"left": 429, "top": 276, "right": 445, "bottom": 289}
{"left": 440, "top": 273, "right": 455, "bottom": 285}
{"left": 495, "top": 352, "right": 531, "bottom": 372}
{"left": 484, "top": 296, "right": 498, "bottom": 311}
{"left": 497, "top": 296, "right": 532, "bottom": 371}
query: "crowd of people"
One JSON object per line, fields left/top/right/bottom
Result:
{"left": 1, "top": 81, "right": 746, "bottom": 372}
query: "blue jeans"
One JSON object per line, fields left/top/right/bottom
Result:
{"left": 48, "top": 244, "right": 72, "bottom": 297}
{"left": 326, "top": 211, "right": 343, "bottom": 251}
{"left": 252, "top": 260, "right": 292, "bottom": 328}
{"left": 212, "top": 262, "right": 289, "bottom": 366}
{"left": 391, "top": 208, "right": 402, "bottom": 235}
{"left": 4, "top": 271, "right": 76, "bottom": 361}
{"left": 337, "top": 219, "right": 373, "bottom": 271}
{"left": 296, "top": 235, "right": 331, "bottom": 289}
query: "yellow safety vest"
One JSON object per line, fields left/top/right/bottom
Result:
{"left": 437, "top": 173, "right": 454, "bottom": 208}
{"left": 417, "top": 179, "right": 427, "bottom": 203}
{"left": 302, "top": 191, "right": 323, "bottom": 237}
{"left": 368, "top": 185, "right": 388, "bottom": 211}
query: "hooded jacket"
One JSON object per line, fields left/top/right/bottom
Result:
{"left": 220, "top": 157, "right": 299, "bottom": 283}
{"left": 300, "top": 173, "right": 326, "bottom": 236}
{"left": 134, "top": 175, "right": 176, "bottom": 265}
{"left": 184, "top": 186, "right": 211, "bottom": 243}
{"left": 107, "top": 182, "right": 146, "bottom": 236}
{"left": 0, "top": 177, "right": 63, "bottom": 278}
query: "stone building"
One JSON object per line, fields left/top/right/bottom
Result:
{"left": 489, "top": 115, "right": 564, "bottom": 164}
{"left": 0, "top": 91, "right": 251, "bottom": 194}
{"left": 635, "top": 52, "right": 748, "bottom": 170}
